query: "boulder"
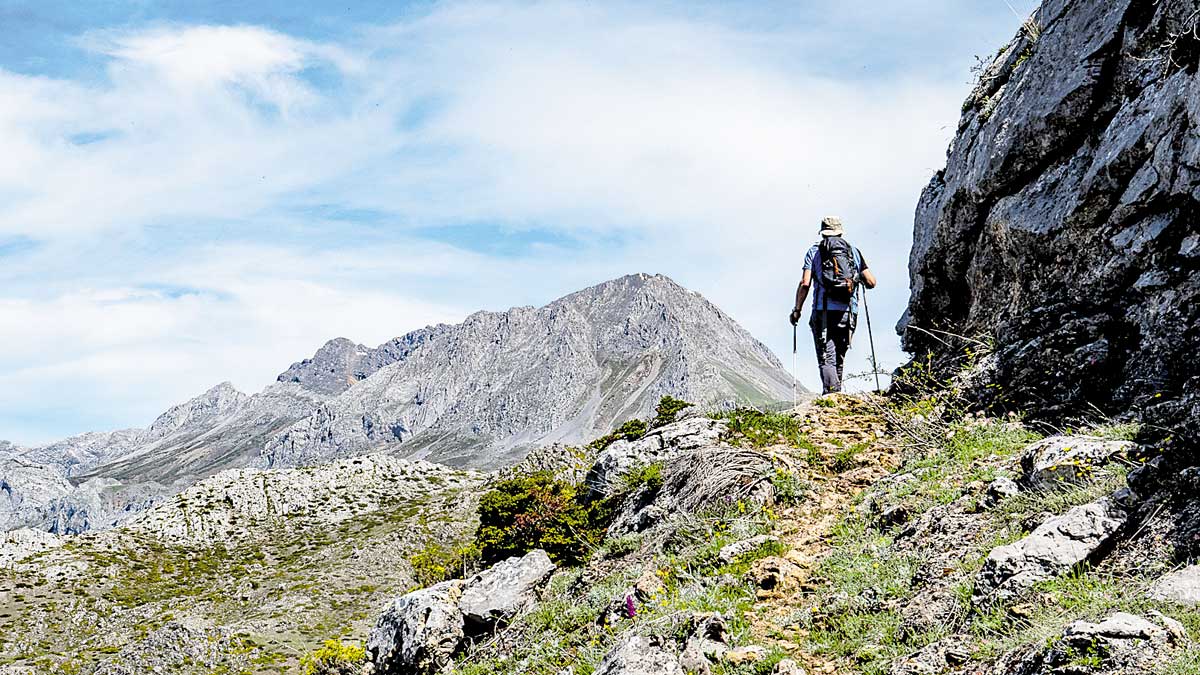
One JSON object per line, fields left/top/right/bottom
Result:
{"left": 981, "top": 476, "right": 1020, "bottom": 509}
{"left": 975, "top": 497, "right": 1127, "bottom": 603}
{"left": 594, "top": 634, "right": 684, "bottom": 675}
{"left": 586, "top": 417, "right": 726, "bottom": 497}
{"left": 1020, "top": 436, "right": 1133, "bottom": 487}
{"left": 367, "top": 580, "right": 465, "bottom": 675}
{"left": 1063, "top": 612, "right": 1163, "bottom": 643}
{"left": 458, "top": 550, "right": 555, "bottom": 629}
{"left": 1148, "top": 565, "right": 1200, "bottom": 606}
{"left": 717, "top": 535, "right": 779, "bottom": 564}
{"left": 679, "top": 614, "right": 730, "bottom": 675}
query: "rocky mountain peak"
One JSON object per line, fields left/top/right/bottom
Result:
{"left": 143, "top": 382, "right": 248, "bottom": 441}
{"left": 259, "top": 274, "right": 793, "bottom": 471}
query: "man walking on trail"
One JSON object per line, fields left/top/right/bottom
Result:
{"left": 789, "top": 217, "right": 877, "bottom": 395}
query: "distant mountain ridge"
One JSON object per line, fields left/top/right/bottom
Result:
{"left": 262, "top": 273, "right": 794, "bottom": 469}
{"left": 1, "top": 273, "right": 796, "bottom": 533}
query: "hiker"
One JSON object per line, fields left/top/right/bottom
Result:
{"left": 789, "top": 217, "right": 877, "bottom": 395}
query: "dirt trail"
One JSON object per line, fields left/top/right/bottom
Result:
{"left": 747, "top": 394, "right": 904, "bottom": 672}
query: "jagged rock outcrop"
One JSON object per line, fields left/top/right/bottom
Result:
{"left": 1004, "top": 611, "right": 1183, "bottom": 674}
{"left": 604, "top": 444, "right": 773, "bottom": 536}
{"left": 263, "top": 274, "right": 793, "bottom": 471}
{"left": 901, "top": 0, "right": 1200, "bottom": 456}
{"left": 975, "top": 496, "right": 1128, "bottom": 602}
{"left": 457, "top": 550, "right": 556, "bottom": 629}
{"left": 368, "top": 580, "right": 467, "bottom": 675}
{"left": 585, "top": 413, "right": 727, "bottom": 497}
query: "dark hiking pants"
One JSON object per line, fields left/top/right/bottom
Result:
{"left": 811, "top": 310, "right": 852, "bottom": 394}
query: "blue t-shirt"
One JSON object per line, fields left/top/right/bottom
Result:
{"left": 803, "top": 244, "right": 868, "bottom": 315}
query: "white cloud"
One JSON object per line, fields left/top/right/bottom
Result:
{"left": 0, "top": 1, "right": 1016, "bottom": 443}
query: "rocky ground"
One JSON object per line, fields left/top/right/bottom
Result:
{"left": 355, "top": 395, "right": 1200, "bottom": 675}
{"left": 4, "top": 393, "right": 1198, "bottom": 675}
{"left": 0, "top": 456, "right": 482, "bottom": 674}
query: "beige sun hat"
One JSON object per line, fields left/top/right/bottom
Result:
{"left": 819, "top": 216, "right": 845, "bottom": 237}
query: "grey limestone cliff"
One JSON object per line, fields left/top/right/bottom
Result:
{"left": 902, "top": 0, "right": 1200, "bottom": 457}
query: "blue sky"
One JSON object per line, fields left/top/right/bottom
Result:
{"left": 0, "top": 0, "right": 1032, "bottom": 445}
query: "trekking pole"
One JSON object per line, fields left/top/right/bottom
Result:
{"left": 791, "top": 322, "right": 798, "bottom": 408}
{"left": 861, "top": 286, "right": 881, "bottom": 393}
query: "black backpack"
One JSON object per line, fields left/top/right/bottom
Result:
{"left": 818, "top": 236, "right": 859, "bottom": 305}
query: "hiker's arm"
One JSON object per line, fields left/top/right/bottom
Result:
{"left": 861, "top": 268, "right": 877, "bottom": 289}
{"left": 790, "top": 271, "right": 812, "bottom": 324}
{"left": 795, "top": 270, "right": 812, "bottom": 309}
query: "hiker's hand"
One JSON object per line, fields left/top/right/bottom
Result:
{"left": 789, "top": 309, "right": 801, "bottom": 326}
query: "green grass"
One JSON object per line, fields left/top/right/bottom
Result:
{"left": 769, "top": 469, "right": 812, "bottom": 506}
{"left": 1161, "top": 648, "right": 1200, "bottom": 675}
{"left": 714, "top": 409, "right": 805, "bottom": 448}
{"left": 455, "top": 500, "right": 780, "bottom": 675}
{"left": 964, "top": 568, "right": 1200, "bottom": 662}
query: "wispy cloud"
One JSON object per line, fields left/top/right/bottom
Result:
{"left": 0, "top": 1, "right": 1022, "bottom": 444}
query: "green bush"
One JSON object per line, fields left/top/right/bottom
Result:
{"left": 475, "top": 473, "right": 607, "bottom": 566}
{"left": 409, "top": 540, "right": 481, "bottom": 588}
{"left": 622, "top": 462, "right": 665, "bottom": 494}
{"left": 300, "top": 640, "right": 365, "bottom": 675}
{"left": 588, "top": 418, "right": 649, "bottom": 452}
{"left": 652, "top": 395, "right": 693, "bottom": 428}
{"left": 769, "top": 469, "right": 810, "bottom": 505}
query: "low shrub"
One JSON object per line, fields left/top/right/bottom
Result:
{"left": 409, "top": 540, "right": 481, "bottom": 588}
{"left": 622, "top": 462, "right": 665, "bottom": 495}
{"left": 770, "top": 469, "right": 810, "bottom": 505}
{"left": 475, "top": 473, "right": 608, "bottom": 565}
{"left": 652, "top": 395, "right": 693, "bottom": 428}
{"left": 300, "top": 640, "right": 365, "bottom": 675}
{"left": 715, "top": 408, "right": 803, "bottom": 448}
{"left": 588, "top": 418, "right": 649, "bottom": 452}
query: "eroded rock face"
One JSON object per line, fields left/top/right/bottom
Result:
{"left": 458, "top": 550, "right": 555, "bottom": 629}
{"left": 585, "top": 416, "right": 727, "bottom": 498}
{"left": 1007, "top": 611, "right": 1182, "bottom": 674}
{"left": 901, "top": 0, "right": 1200, "bottom": 457}
{"left": 975, "top": 497, "right": 1127, "bottom": 603}
{"left": 594, "top": 635, "right": 684, "bottom": 675}
{"left": 1020, "top": 436, "right": 1134, "bottom": 487}
{"left": 368, "top": 581, "right": 466, "bottom": 675}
